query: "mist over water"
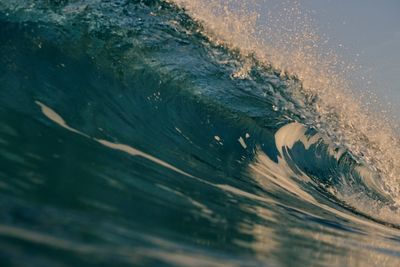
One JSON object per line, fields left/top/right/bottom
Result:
{"left": 1, "top": 0, "right": 400, "bottom": 266}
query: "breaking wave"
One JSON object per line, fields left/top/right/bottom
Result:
{"left": 1, "top": 0, "right": 400, "bottom": 266}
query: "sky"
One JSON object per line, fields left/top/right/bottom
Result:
{"left": 300, "top": 0, "right": 400, "bottom": 112}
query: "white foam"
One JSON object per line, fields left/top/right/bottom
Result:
{"left": 250, "top": 125, "right": 400, "bottom": 227}
{"left": 238, "top": 136, "right": 247, "bottom": 149}
{"left": 36, "top": 101, "right": 194, "bottom": 178}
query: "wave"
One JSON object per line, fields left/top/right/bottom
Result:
{"left": 169, "top": 0, "right": 400, "bottom": 220}
{"left": 1, "top": 0, "right": 400, "bottom": 266}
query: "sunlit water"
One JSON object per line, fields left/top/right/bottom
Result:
{"left": 1, "top": 1, "right": 400, "bottom": 266}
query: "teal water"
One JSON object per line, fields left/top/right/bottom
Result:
{"left": 1, "top": 1, "right": 400, "bottom": 266}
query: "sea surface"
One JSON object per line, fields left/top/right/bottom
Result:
{"left": 1, "top": 1, "right": 400, "bottom": 266}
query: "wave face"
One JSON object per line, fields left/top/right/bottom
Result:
{"left": 1, "top": 0, "right": 400, "bottom": 266}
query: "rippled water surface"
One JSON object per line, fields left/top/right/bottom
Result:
{"left": 1, "top": 1, "right": 400, "bottom": 266}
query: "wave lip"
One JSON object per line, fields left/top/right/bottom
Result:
{"left": 171, "top": 0, "right": 400, "bottom": 209}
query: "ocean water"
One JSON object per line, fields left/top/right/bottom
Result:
{"left": 1, "top": 0, "right": 400, "bottom": 266}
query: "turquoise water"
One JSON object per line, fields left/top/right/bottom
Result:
{"left": 1, "top": 1, "right": 400, "bottom": 266}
